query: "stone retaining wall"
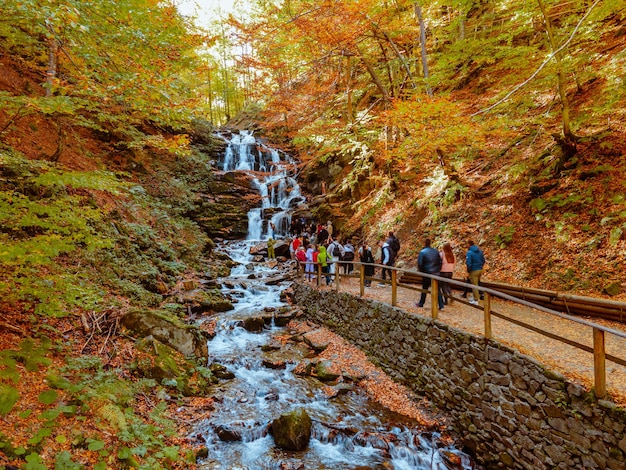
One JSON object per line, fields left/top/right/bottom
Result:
{"left": 292, "top": 284, "right": 626, "bottom": 469}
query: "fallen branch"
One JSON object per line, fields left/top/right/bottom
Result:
{"left": 0, "top": 321, "right": 24, "bottom": 334}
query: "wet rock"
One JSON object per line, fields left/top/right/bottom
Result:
{"left": 261, "top": 341, "right": 282, "bottom": 352}
{"left": 265, "top": 275, "right": 290, "bottom": 286}
{"left": 293, "top": 361, "right": 314, "bottom": 377}
{"left": 262, "top": 359, "right": 287, "bottom": 370}
{"left": 252, "top": 255, "right": 265, "bottom": 263}
{"left": 215, "top": 424, "right": 242, "bottom": 442}
{"left": 121, "top": 309, "right": 208, "bottom": 359}
{"left": 333, "top": 383, "right": 355, "bottom": 395}
{"left": 243, "top": 316, "right": 266, "bottom": 332}
{"left": 271, "top": 408, "right": 312, "bottom": 451}
{"left": 316, "top": 360, "right": 341, "bottom": 382}
{"left": 195, "top": 447, "right": 209, "bottom": 460}
{"left": 273, "top": 241, "right": 290, "bottom": 258}
{"left": 273, "top": 311, "right": 297, "bottom": 327}
{"left": 209, "top": 363, "right": 235, "bottom": 380}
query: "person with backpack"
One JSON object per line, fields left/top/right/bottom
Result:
{"left": 466, "top": 240, "right": 486, "bottom": 305}
{"left": 415, "top": 238, "right": 445, "bottom": 310}
{"left": 327, "top": 238, "right": 344, "bottom": 279}
{"left": 317, "top": 244, "right": 331, "bottom": 286}
{"left": 342, "top": 239, "right": 355, "bottom": 274}
{"left": 379, "top": 238, "right": 396, "bottom": 286}
{"left": 387, "top": 231, "right": 400, "bottom": 256}
{"left": 358, "top": 242, "right": 375, "bottom": 287}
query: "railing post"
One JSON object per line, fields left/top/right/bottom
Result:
{"left": 593, "top": 327, "right": 606, "bottom": 398}
{"left": 316, "top": 263, "right": 321, "bottom": 287}
{"left": 335, "top": 261, "right": 340, "bottom": 292}
{"left": 484, "top": 292, "right": 492, "bottom": 339}
{"left": 360, "top": 263, "right": 365, "bottom": 297}
{"left": 431, "top": 278, "right": 439, "bottom": 320}
{"left": 391, "top": 269, "right": 397, "bottom": 306}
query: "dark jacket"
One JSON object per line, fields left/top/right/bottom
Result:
{"left": 359, "top": 247, "right": 375, "bottom": 276}
{"left": 382, "top": 243, "right": 396, "bottom": 265}
{"left": 466, "top": 245, "right": 485, "bottom": 271}
{"left": 418, "top": 246, "right": 442, "bottom": 274}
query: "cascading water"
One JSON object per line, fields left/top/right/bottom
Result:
{"left": 220, "top": 130, "right": 304, "bottom": 240}
{"left": 197, "top": 131, "right": 478, "bottom": 469}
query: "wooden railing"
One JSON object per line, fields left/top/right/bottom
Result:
{"left": 296, "top": 259, "right": 626, "bottom": 399}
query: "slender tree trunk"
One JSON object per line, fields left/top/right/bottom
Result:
{"left": 355, "top": 45, "right": 390, "bottom": 104}
{"left": 537, "top": 0, "right": 576, "bottom": 143}
{"left": 345, "top": 55, "right": 354, "bottom": 124}
{"left": 415, "top": 2, "right": 432, "bottom": 96}
{"left": 45, "top": 22, "right": 58, "bottom": 97}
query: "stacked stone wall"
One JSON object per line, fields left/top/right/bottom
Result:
{"left": 292, "top": 284, "right": 626, "bottom": 469}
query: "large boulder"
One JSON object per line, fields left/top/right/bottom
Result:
{"left": 131, "top": 337, "right": 215, "bottom": 396}
{"left": 121, "top": 309, "right": 209, "bottom": 359}
{"left": 271, "top": 408, "right": 312, "bottom": 451}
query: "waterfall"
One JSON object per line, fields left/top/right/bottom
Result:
{"left": 220, "top": 130, "right": 305, "bottom": 240}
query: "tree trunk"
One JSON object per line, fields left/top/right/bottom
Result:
{"left": 45, "top": 23, "right": 58, "bottom": 97}
{"left": 345, "top": 55, "right": 354, "bottom": 124}
{"left": 537, "top": 0, "right": 577, "bottom": 144}
{"left": 415, "top": 2, "right": 432, "bottom": 96}
{"left": 355, "top": 45, "right": 390, "bottom": 104}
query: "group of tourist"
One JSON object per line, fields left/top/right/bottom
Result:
{"left": 413, "top": 238, "right": 486, "bottom": 309}
{"left": 278, "top": 218, "right": 487, "bottom": 307}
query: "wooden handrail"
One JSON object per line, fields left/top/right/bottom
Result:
{"left": 295, "top": 258, "right": 626, "bottom": 398}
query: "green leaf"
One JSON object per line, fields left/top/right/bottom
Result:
{"left": 0, "top": 383, "right": 19, "bottom": 415}
{"left": 117, "top": 446, "right": 132, "bottom": 459}
{"left": 38, "top": 389, "right": 58, "bottom": 405}
{"left": 40, "top": 408, "right": 61, "bottom": 421}
{"left": 54, "top": 450, "right": 82, "bottom": 469}
{"left": 24, "top": 452, "right": 47, "bottom": 470}
{"left": 27, "top": 427, "right": 52, "bottom": 445}
{"left": 88, "top": 439, "right": 105, "bottom": 451}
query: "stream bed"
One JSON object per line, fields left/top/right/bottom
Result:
{"left": 194, "top": 241, "right": 478, "bottom": 470}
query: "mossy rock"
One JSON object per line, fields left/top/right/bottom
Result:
{"left": 121, "top": 309, "right": 208, "bottom": 359}
{"left": 132, "top": 337, "right": 214, "bottom": 395}
{"left": 316, "top": 360, "right": 340, "bottom": 382}
{"left": 603, "top": 282, "right": 622, "bottom": 296}
{"left": 271, "top": 408, "right": 312, "bottom": 451}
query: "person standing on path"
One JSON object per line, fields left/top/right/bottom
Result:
{"left": 465, "top": 240, "right": 486, "bottom": 305}
{"left": 379, "top": 238, "right": 395, "bottom": 286}
{"left": 358, "top": 242, "right": 376, "bottom": 287}
{"left": 327, "top": 238, "right": 344, "bottom": 279}
{"left": 342, "top": 239, "right": 355, "bottom": 274}
{"left": 386, "top": 231, "right": 401, "bottom": 257}
{"left": 416, "top": 238, "right": 444, "bottom": 310}
{"left": 439, "top": 242, "right": 455, "bottom": 304}
{"left": 305, "top": 244, "right": 315, "bottom": 281}
{"left": 317, "top": 244, "right": 331, "bottom": 286}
